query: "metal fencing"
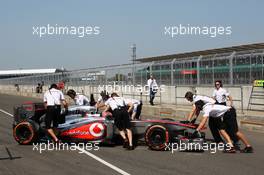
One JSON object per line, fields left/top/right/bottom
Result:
{"left": 0, "top": 50, "right": 263, "bottom": 87}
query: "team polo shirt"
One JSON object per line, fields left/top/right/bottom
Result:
{"left": 124, "top": 98, "right": 140, "bottom": 106}
{"left": 147, "top": 79, "right": 158, "bottom": 89}
{"left": 212, "top": 87, "right": 230, "bottom": 103}
{"left": 202, "top": 104, "right": 231, "bottom": 118}
{"left": 43, "top": 88, "right": 65, "bottom": 106}
{"left": 74, "top": 94, "right": 89, "bottom": 106}
{"left": 193, "top": 95, "right": 215, "bottom": 104}
{"left": 105, "top": 97, "right": 125, "bottom": 110}
{"left": 97, "top": 96, "right": 102, "bottom": 103}
{"left": 124, "top": 98, "right": 140, "bottom": 112}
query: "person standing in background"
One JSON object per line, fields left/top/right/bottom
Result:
{"left": 147, "top": 75, "right": 158, "bottom": 105}
{"left": 212, "top": 80, "right": 233, "bottom": 106}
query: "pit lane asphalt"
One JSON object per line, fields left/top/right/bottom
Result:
{"left": 0, "top": 94, "right": 263, "bottom": 175}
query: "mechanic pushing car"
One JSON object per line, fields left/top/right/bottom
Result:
{"left": 185, "top": 91, "right": 222, "bottom": 142}
{"left": 194, "top": 100, "right": 253, "bottom": 153}
{"left": 96, "top": 90, "right": 110, "bottom": 110}
{"left": 212, "top": 80, "right": 239, "bottom": 145}
{"left": 67, "top": 89, "right": 90, "bottom": 106}
{"left": 44, "top": 84, "right": 68, "bottom": 143}
{"left": 124, "top": 98, "right": 142, "bottom": 120}
{"left": 103, "top": 92, "right": 134, "bottom": 150}
{"left": 185, "top": 91, "right": 239, "bottom": 147}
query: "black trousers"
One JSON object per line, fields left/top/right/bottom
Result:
{"left": 209, "top": 101, "right": 225, "bottom": 143}
{"left": 135, "top": 102, "right": 143, "bottom": 119}
{"left": 209, "top": 117, "right": 224, "bottom": 143}
{"left": 209, "top": 101, "right": 237, "bottom": 143}
{"left": 149, "top": 88, "right": 156, "bottom": 103}
{"left": 223, "top": 108, "right": 239, "bottom": 143}
{"left": 209, "top": 106, "right": 239, "bottom": 144}
{"left": 45, "top": 105, "right": 61, "bottom": 129}
{"left": 113, "top": 107, "right": 131, "bottom": 130}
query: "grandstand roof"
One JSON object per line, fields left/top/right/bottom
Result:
{"left": 0, "top": 69, "right": 59, "bottom": 76}
{"left": 136, "top": 43, "right": 264, "bottom": 63}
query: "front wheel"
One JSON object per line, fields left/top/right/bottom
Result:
{"left": 145, "top": 125, "right": 169, "bottom": 151}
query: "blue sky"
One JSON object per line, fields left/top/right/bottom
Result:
{"left": 1, "top": 0, "right": 263, "bottom": 70}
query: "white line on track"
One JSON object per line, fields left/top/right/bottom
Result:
{"left": 0, "top": 109, "right": 13, "bottom": 117}
{"left": 0, "top": 108, "right": 131, "bottom": 175}
{"left": 75, "top": 146, "right": 130, "bottom": 175}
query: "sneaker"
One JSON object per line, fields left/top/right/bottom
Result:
{"left": 123, "top": 140, "right": 129, "bottom": 148}
{"left": 223, "top": 147, "right": 236, "bottom": 153}
{"left": 233, "top": 143, "right": 241, "bottom": 151}
{"left": 240, "top": 146, "right": 253, "bottom": 153}
{"left": 127, "top": 145, "right": 134, "bottom": 150}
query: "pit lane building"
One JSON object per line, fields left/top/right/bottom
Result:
{"left": 0, "top": 69, "right": 65, "bottom": 79}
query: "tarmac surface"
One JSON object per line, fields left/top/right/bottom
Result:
{"left": 0, "top": 94, "right": 263, "bottom": 175}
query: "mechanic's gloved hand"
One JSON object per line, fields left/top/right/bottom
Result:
{"left": 191, "top": 130, "right": 202, "bottom": 138}
{"left": 180, "top": 120, "right": 190, "bottom": 124}
{"left": 190, "top": 118, "right": 196, "bottom": 124}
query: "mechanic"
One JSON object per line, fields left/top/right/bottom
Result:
{"left": 89, "top": 94, "right": 96, "bottom": 106}
{"left": 44, "top": 84, "right": 68, "bottom": 143}
{"left": 212, "top": 80, "right": 233, "bottom": 106}
{"left": 212, "top": 80, "right": 239, "bottom": 147}
{"left": 184, "top": 91, "right": 225, "bottom": 144}
{"left": 124, "top": 98, "right": 142, "bottom": 120}
{"left": 67, "top": 89, "right": 89, "bottom": 106}
{"left": 96, "top": 90, "right": 110, "bottom": 110}
{"left": 103, "top": 92, "right": 134, "bottom": 150}
{"left": 194, "top": 100, "right": 253, "bottom": 153}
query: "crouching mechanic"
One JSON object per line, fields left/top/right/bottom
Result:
{"left": 44, "top": 84, "right": 68, "bottom": 143}
{"left": 185, "top": 91, "right": 224, "bottom": 144}
{"left": 103, "top": 93, "right": 134, "bottom": 150}
{"left": 96, "top": 90, "right": 110, "bottom": 111}
{"left": 124, "top": 98, "right": 142, "bottom": 120}
{"left": 194, "top": 100, "right": 253, "bottom": 153}
{"left": 67, "top": 89, "right": 89, "bottom": 106}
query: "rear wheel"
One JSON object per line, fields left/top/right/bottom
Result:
{"left": 145, "top": 125, "right": 169, "bottom": 151}
{"left": 13, "top": 121, "right": 39, "bottom": 145}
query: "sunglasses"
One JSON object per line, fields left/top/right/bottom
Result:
{"left": 215, "top": 83, "right": 220, "bottom": 86}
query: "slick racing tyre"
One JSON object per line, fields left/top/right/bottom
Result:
{"left": 145, "top": 125, "right": 169, "bottom": 151}
{"left": 13, "top": 120, "right": 39, "bottom": 145}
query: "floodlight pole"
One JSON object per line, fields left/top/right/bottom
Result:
{"left": 132, "top": 44, "right": 136, "bottom": 85}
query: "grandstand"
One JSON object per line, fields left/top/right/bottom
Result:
{"left": 0, "top": 43, "right": 263, "bottom": 86}
{"left": 136, "top": 43, "right": 264, "bottom": 85}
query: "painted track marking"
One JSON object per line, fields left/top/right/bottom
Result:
{"left": 0, "top": 108, "right": 131, "bottom": 175}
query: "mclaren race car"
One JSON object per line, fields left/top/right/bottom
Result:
{"left": 13, "top": 102, "right": 206, "bottom": 151}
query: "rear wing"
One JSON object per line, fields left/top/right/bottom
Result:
{"left": 13, "top": 102, "right": 46, "bottom": 124}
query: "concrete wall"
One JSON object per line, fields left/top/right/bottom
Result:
{"left": 0, "top": 84, "right": 254, "bottom": 110}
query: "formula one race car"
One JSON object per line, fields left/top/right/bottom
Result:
{"left": 13, "top": 102, "right": 206, "bottom": 151}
